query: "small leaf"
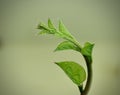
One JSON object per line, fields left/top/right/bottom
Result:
{"left": 39, "top": 29, "right": 56, "bottom": 34}
{"left": 48, "top": 18, "right": 55, "bottom": 29}
{"left": 59, "top": 20, "right": 74, "bottom": 39}
{"left": 54, "top": 41, "right": 80, "bottom": 52}
{"left": 55, "top": 61, "right": 86, "bottom": 86}
{"left": 81, "top": 42, "right": 94, "bottom": 56}
{"left": 37, "top": 19, "right": 79, "bottom": 46}
{"left": 37, "top": 22, "right": 50, "bottom": 31}
{"left": 38, "top": 30, "right": 48, "bottom": 35}
{"left": 38, "top": 22, "right": 56, "bottom": 34}
{"left": 81, "top": 42, "right": 94, "bottom": 63}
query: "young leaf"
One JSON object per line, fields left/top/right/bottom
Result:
{"left": 48, "top": 18, "right": 55, "bottom": 29}
{"left": 37, "top": 22, "right": 50, "bottom": 31}
{"left": 38, "top": 22, "right": 56, "bottom": 34}
{"left": 38, "top": 30, "right": 48, "bottom": 35}
{"left": 59, "top": 20, "right": 74, "bottom": 39}
{"left": 81, "top": 42, "right": 94, "bottom": 63}
{"left": 55, "top": 61, "right": 86, "bottom": 86}
{"left": 37, "top": 19, "right": 80, "bottom": 46}
{"left": 81, "top": 42, "right": 94, "bottom": 57}
{"left": 54, "top": 41, "right": 80, "bottom": 52}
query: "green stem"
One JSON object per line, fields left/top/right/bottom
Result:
{"left": 79, "top": 56, "right": 92, "bottom": 95}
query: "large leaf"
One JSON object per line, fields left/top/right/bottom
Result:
{"left": 54, "top": 41, "right": 80, "bottom": 52}
{"left": 55, "top": 61, "right": 86, "bottom": 86}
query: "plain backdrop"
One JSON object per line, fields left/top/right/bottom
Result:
{"left": 0, "top": 0, "right": 120, "bottom": 95}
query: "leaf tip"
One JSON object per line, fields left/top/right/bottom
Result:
{"left": 37, "top": 23, "right": 41, "bottom": 29}
{"left": 53, "top": 49, "right": 57, "bottom": 52}
{"left": 54, "top": 62, "right": 59, "bottom": 65}
{"left": 48, "top": 18, "right": 51, "bottom": 23}
{"left": 59, "top": 19, "right": 62, "bottom": 24}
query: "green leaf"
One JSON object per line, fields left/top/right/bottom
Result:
{"left": 48, "top": 18, "right": 55, "bottom": 29}
{"left": 81, "top": 42, "right": 94, "bottom": 63}
{"left": 38, "top": 22, "right": 56, "bottom": 34}
{"left": 37, "top": 19, "right": 79, "bottom": 45}
{"left": 54, "top": 41, "right": 80, "bottom": 52}
{"left": 55, "top": 61, "right": 86, "bottom": 86}
{"left": 59, "top": 20, "right": 74, "bottom": 39}
{"left": 81, "top": 42, "right": 94, "bottom": 57}
{"left": 37, "top": 22, "right": 50, "bottom": 31}
{"left": 38, "top": 30, "right": 48, "bottom": 35}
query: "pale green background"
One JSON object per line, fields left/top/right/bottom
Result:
{"left": 0, "top": 0, "right": 120, "bottom": 95}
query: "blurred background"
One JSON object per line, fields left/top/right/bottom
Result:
{"left": 0, "top": 0, "right": 120, "bottom": 95}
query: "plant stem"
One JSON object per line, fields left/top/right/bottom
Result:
{"left": 78, "top": 84, "right": 83, "bottom": 93}
{"left": 79, "top": 56, "right": 92, "bottom": 95}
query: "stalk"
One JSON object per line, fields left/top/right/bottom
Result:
{"left": 78, "top": 56, "right": 92, "bottom": 95}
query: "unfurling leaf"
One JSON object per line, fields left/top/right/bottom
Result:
{"left": 81, "top": 42, "right": 94, "bottom": 63}
{"left": 37, "top": 22, "right": 50, "bottom": 31}
{"left": 81, "top": 42, "right": 94, "bottom": 57}
{"left": 55, "top": 61, "right": 86, "bottom": 86}
{"left": 38, "top": 30, "right": 48, "bottom": 35}
{"left": 48, "top": 18, "right": 55, "bottom": 29}
{"left": 59, "top": 20, "right": 74, "bottom": 39}
{"left": 37, "top": 19, "right": 78, "bottom": 44}
{"left": 38, "top": 22, "right": 55, "bottom": 34}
